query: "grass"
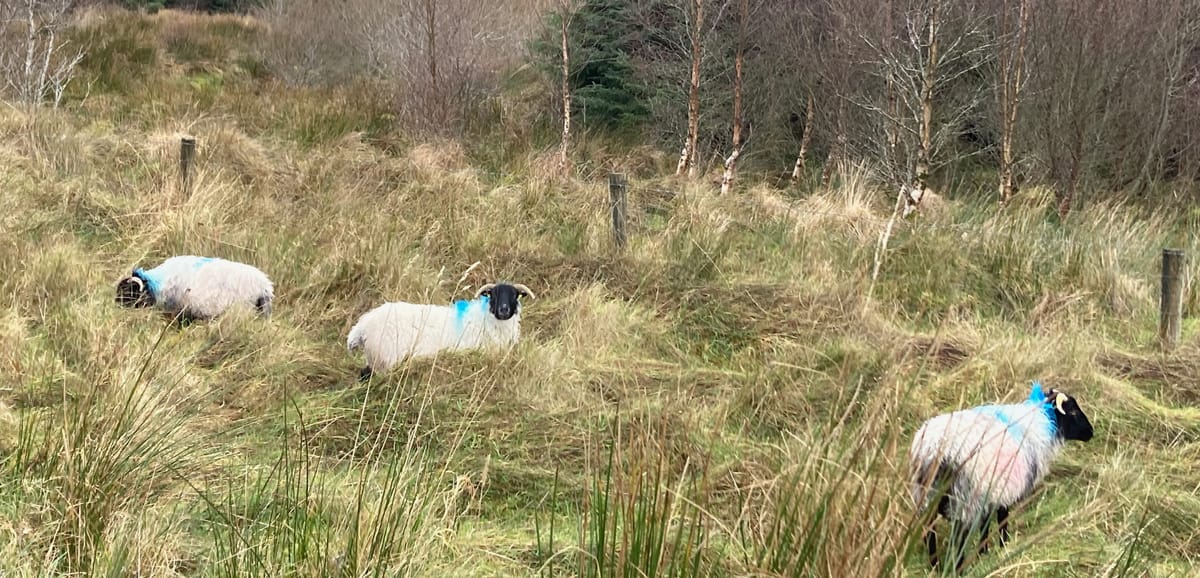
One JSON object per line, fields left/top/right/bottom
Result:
{"left": 0, "top": 5, "right": 1196, "bottom": 577}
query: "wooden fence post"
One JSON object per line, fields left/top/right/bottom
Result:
{"left": 180, "top": 136, "right": 197, "bottom": 196}
{"left": 1160, "top": 248, "right": 1185, "bottom": 351}
{"left": 608, "top": 172, "right": 628, "bottom": 250}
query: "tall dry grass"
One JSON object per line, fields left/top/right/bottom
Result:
{"left": 0, "top": 7, "right": 1193, "bottom": 577}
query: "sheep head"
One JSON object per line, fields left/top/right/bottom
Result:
{"left": 1043, "top": 386, "right": 1094, "bottom": 443}
{"left": 115, "top": 272, "right": 155, "bottom": 308}
{"left": 476, "top": 282, "right": 535, "bottom": 321}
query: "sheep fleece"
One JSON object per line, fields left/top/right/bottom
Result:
{"left": 347, "top": 297, "right": 519, "bottom": 371}
{"left": 909, "top": 402, "right": 1060, "bottom": 523}
{"left": 147, "top": 256, "right": 273, "bottom": 319}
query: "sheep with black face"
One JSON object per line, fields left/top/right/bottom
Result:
{"left": 116, "top": 255, "right": 274, "bottom": 322}
{"left": 347, "top": 282, "right": 535, "bottom": 380}
{"left": 909, "top": 382, "right": 1094, "bottom": 571}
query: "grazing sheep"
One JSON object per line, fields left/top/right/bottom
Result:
{"left": 347, "top": 282, "right": 535, "bottom": 380}
{"left": 115, "top": 255, "right": 274, "bottom": 321}
{"left": 909, "top": 382, "right": 1094, "bottom": 570}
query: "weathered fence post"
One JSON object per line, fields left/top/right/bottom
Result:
{"left": 608, "top": 172, "right": 628, "bottom": 250}
{"left": 1160, "top": 248, "right": 1185, "bottom": 351}
{"left": 180, "top": 135, "right": 197, "bottom": 196}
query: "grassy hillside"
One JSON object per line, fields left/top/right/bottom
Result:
{"left": 0, "top": 8, "right": 1198, "bottom": 577}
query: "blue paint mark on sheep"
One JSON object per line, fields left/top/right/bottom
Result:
{"left": 1029, "top": 381, "right": 1058, "bottom": 438}
{"left": 970, "top": 405, "right": 1029, "bottom": 439}
{"left": 193, "top": 257, "right": 214, "bottom": 269}
{"left": 133, "top": 267, "right": 163, "bottom": 299}
{"left": 966, "top": 383, "right": 1058, "bottom": 440}
{"left": 453, "top": 295, "right": 487, "bottom": 336}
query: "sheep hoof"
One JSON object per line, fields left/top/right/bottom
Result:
{"left": 358, "top": 366, "right": 373, "bottom": 382}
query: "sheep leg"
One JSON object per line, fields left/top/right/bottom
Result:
{"left": 997, "top": 506, "right": 1010, "bottom": 547}
{"left": 926, "top": 493, "right": 952, "bottom": 568}
{"left": 358, "top": 366, "right": 373, "bottom": 382}
{"left": 924, "top": 526, "right": 939, "bottom": 567}
{"left": 976, "top": 513, "right": 994, "bottom": 555}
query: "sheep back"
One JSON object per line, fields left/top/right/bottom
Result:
{"left": 139, "top": 256, "right": 274, "bottom": 320}
{"left": 910, "top": 400, "right": 1060, "bottom": 523}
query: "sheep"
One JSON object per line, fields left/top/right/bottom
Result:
{"left": 909, "top": 382, "right": 1094, "bottom": 570}
{"left": 115, "top": 255, "right": 274, "bottom": 322}
{"left": 347, "top": 282, "right": 535, "bottom": 380}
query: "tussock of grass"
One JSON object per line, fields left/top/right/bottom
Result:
{"left": 0, "top": 8, "right": 1195, "bottom": 577}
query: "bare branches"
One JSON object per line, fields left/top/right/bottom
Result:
{"left": 0, "top": 0, "right": 84, "bottom": 108}
{"left": 856, "top": 0, "right": 992, "bottom": 213}
{"left": 260, "top": 0, "right": 525, "bottom": 134}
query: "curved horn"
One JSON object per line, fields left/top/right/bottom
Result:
{"left": 475, "top": 283, "right": 497, "bottom": 298}
{"left": 127, "top": 276, "right": 145, "bottom": 291}
{"left": 1054, "top": 392, "right": 1068, "bottom": 414}
{"left": 511, "top": 283, "right": 536, "bottom": 300}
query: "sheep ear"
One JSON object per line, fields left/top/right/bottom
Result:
{"left": 1054, "top": 392, "right": 1068, "bottom": 414}
{"left": 511, "top": 283, "right": 536, "bottom": 300}
{"left": 475, "top": 283, "right": 496, "bottom": 298}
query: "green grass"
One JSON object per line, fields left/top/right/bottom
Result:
{"left": 0, "top": 7, "right": 1197, "bottom": 577}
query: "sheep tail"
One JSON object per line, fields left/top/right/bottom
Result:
{"left": 911, "top": 457, "right": 955, "bottom": 513}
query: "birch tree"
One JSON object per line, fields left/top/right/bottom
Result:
{"left": 675, "top": 0, "right": 704, "bottom": 176}
{"left": 719, "top": 0, "right": 749, "bottom": 194}
{"left": 557, "top": 0, "right": 578, "bottom": 177}
{"left": 994, "top": 0, "right": 1030, "bottom": 207}
{"left": 790, "top": 92, "right": 814, "bottom": 184}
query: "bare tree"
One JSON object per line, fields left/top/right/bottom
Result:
{"left": 883, "top": 0, "right": 900, "bottom": 155}
{"left": 262, "top": 0, "right": 539, "bottom": 134}
{"left": 671, "top": 0, "right": 730, "bottom": 178}
{"left": 719, "top": 0, "right": 749, "bottom": 194}
{"left": 813, "top": 0, "right": 864, "bottom": 188}
{"left": 756, "top": 0, "right": 827, "bottom": 186}
{"left": 0, "top": 0, "right": 84, "bottom": 108}
{"left": 994, "top": 0, "right": 1031, "bottom": 207}
{"left": 1031, "top": 0, "right": 1126, "bottom": 216}
{"left": 676, "top": 0, "right": 704, "bottom": 176}
{"left": 557, "top": 0, "right": 577, "bottom": 177}
{"left": 912, "top": 0, "right": 939, "bottom": 200}
{"left": 859, "top": 0, "right": 991, "bottom": 214}
{"left": 790, "top": 91, "right": 814, "bottom": 184}
{"left": 422, "top": 0, "right": 440, "bottom": 122}
{"left": 1132, "top": 0, "right": 1198, "bottom": 192}
{"left": 676, "top": 0, "right": 720, "bottom": 178}
{"left": 820, "top": 103, "right": 844, "bottom": 187}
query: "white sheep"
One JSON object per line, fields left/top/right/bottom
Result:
{"left": 115, "top": 255, "right": 274, "bottom": 321}
{"left": 909, "top": 382, "right": 1094, "bottom": 570}
{"left": 347, "top": 282, "right": 535, "bottom": 379}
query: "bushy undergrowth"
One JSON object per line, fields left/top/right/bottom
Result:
{"left": 0, "top": 7, "right": 1195, "bottom": 577}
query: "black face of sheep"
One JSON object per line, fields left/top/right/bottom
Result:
{"left": 115, "top": 274, "right": 155, "bottom": 308}
{"left": 1046, "top": 388, "right": 1094, "bottom": 442}
{"left": 477, "top": 283, "right": 535, "bottom": 321}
